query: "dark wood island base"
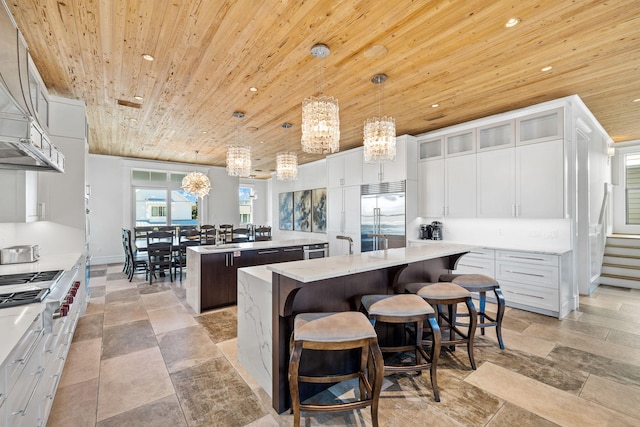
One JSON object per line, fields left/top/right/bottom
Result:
{"left": 270, "top": 250, "right": 470, "bottom": 413}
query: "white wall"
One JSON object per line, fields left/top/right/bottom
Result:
{"left": 87, "top": 154, "right": 240, "bottom": 265}
{"left": 270, "top": 159, "right": 328, "bottom": 241}
{"left": 0, "top": 221, "right": 84, "bottom": 255}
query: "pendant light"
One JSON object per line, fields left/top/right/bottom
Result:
{"left": 276, "top": 123, "right": 298, "bottom": 181}
{"left": 363, "top": 73, "right": 396, "bottom": 163}
{"left": 301, "top": 43, "right": 340, "bottom": 154}
{"left": 181, "top": 151, "right": 211, "bottom": 199}
{"left": 226, "top": 111, "right": 252, "bottom": 177}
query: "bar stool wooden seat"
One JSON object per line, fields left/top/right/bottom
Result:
{"left": 405, "top": 282, "right": 477, "bottom": 370}
{"left": 439, "top": 273, "right": 505, "bottom": 349}
{"left": 361, "top": 294, "right": 442, "bottom": 402}
{"left": 289, "top": 312, "right": 384, "bottom": 427}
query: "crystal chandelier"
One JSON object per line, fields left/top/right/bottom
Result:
{"left": 301, "top": 43, "right": 340, "bottom": 154}
{"left": 226, "top": 145, "right": 251, "bottom": 177}
{"left": 277, "top": 123, "right": 298, "bottom": 181}
{"left": 181, "top": 151, "right": 211, "bottom": 199}
{"left": 227, "top": 112, "right": 252, "bottom": 177}
{"left": 363, "top": 73, "right": 396, "bottom": 163}
{"left": 277, "top": 152, "right": 298, "bottom": 181}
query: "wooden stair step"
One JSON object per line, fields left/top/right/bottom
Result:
{"left": 602, "top": 263, "right": 640, "bottom": 270}
{"left": 600, "top": 273, "right": 640, "bottom": 282}
{"left": 604, "top": 253, "right": 640, "bottom": 259}
{"left": 605, "top": 244, "right": 640, "bottom": 249}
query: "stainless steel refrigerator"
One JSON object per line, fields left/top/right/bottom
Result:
{"left": 361, "top": 180, "right": 406, "bottom": 252}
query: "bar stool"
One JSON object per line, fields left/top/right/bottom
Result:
{"left": 405, "top": 282, "right": 477, "bottom": 370}
{"left": 289, "top": 312, "right": 385, "bottom": 427}
{"left": 361, "top": 294, "right": 442, "bottom": 402}
{"left": 439, "top": 273, "right": 505, "bottom": 349}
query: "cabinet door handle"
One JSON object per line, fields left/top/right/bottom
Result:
{"left": 504, "top": 289, "right": 544, "bottom": 299}
{"left": 257, "top": 250, "right": 278, "bottom": 255}
{"left": 13, "top": 328, "right": 44, "bottom": 364}
{"left": 505, "top": 255, "right": 546, "bottom": 262}
{"left": 12, "top": 368, "right": 45, "bottom": 416}
{"left": 504, "top": 270, "right": 545, "bottom": 278}
{"left": 512, "top": 204, "right": 516, "bottom": 217}
{"left": 283, "top": 248, "right": 302, "bottom": 252}
{"left": 459, "top": 264, "right": 483, "bottom": 269}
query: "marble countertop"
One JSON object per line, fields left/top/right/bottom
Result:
{"left": 407, "top": 239, "right": 572, "bottom": 255}
{"left": 237, "top": 265, "right": 272, "bottom": 283}
{"left": 267, "top": 242, "right": 477, "bottom": 283}
{"left": 0, "top": 252, "right": 82, "bottom": 366}
{"left": 188, "top": 238, "right": 327, "bottom": 254}
{"left": 0, "top": 252, "right": 82, "bottom": 275}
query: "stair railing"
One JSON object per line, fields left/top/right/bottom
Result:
{"left": 594, "top": 183, "right": 613, "bottom": 279}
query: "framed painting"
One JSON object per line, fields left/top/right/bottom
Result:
{"left": 278, "top": 192, "right": 293, "bottom": 230}
{"left": 293, "top": 189, "right": 312, "bottom": 231}
{"left": 311, "top": 188, "right": 327, "bottom": 233}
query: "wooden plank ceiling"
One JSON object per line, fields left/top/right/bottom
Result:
{"left": 7, "top": 0, "right": 640, "bottom": 178}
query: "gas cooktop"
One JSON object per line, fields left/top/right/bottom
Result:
{"left": 0, "top": 270, "right": 63, "bottom": 308}
{"left": 0, "top": 270, "right": 63, "bottom": 286}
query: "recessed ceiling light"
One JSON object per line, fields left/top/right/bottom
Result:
{"left": 260, "top": 141, "right": 265, "bottom": 144}
{"left": 633, "top": 98, "right": 640, "bottom": 102}
{"left": 249, "top": 87, "right": 258, "bottom": 92}
{"left": 142, "top": 54, "right": 154, "bottom": 61}
{"left": 505, "top": 18, "right": 520, "bottom": 28}
{"left": 129, "top": 118, "right": 138, "bottom": 122}
{"left": 431, "top": 103, "right": 440, "bottom": 108}
{"left": 201, "top": 130, "right": 208, "bottom": 134}
{"left": 133, "top": 95, "right": 143, "bottom": 101}
{"left": 541, "top": 66, "right": 553, "bottom": 72}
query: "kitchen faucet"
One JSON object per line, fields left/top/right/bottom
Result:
{"left": 368, "top": 233, "right": 389, "bottom": 250}
{"left": 336, "top": 235, "right": 354, "bottom": 255}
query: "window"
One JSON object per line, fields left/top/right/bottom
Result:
{"left": 626, "top": 154, "right": 640, "bottom": 224}
{"left": 239, "top": 186, "right": 254, "bottom": 224}
{"left": 132, "top": 169, "right": 201, "bottom": 226}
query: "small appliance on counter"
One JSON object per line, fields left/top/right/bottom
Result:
{"left": 0, "top": 244, "right": 40, "bottom": 264}
{"left": 430, "top": 221, "right": 443, "bottom": 240}
{"left": 420, "top": 224, "right": 432, "bottom": 240}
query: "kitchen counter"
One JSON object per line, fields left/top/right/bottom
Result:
{"left": 0, "top": 252, "right": 82, "bottom": 275}
{"left": 0, "top": 252, "right": 82, "bottom": 366}
{"left": 186, "top": 239, "right": 326, "bottom": 313}
{"left": 407, "top": 239, "right": 572, "bottom": 255}
{"left": 188, "top": 238, "right": 326, "bottom": 254}
{"left": 268, "top": 242, "right": 477, "bottom": 282}
{"left": 264, "top": 242, "right": 473, "bottom": 413}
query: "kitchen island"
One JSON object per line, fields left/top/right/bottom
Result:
{"left": 237, "top": 242, "right": 476, "bottom": 413}
{"left": 185, "top": 239, "right": 326, "bottom": 313}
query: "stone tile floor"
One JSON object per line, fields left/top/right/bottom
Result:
{"left": 46, "top": 263, "right": 640, "bottom": 426}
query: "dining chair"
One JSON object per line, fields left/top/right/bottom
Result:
{"left": 174, "top": 229, "right": 200, "bottom": 281}
{"left": 124, "top": 229, "right": 148, "bottom": 281}
{"left": 255, "top": 226, "right": 272, "bottom": 241}
{"left": 146, "top": 230, "right": 174, "bottom": 285}
{"left": 231, "top": 227, "right": 249, "bottom": 243}
{"left": 200, "top": 224, "right": 216, "bottom": 245}
{"left": 219, "top": 224, "right": 233, "bottom": 243}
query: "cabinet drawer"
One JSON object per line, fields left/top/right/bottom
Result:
{"left": 500, "top": 280, "right": 559, "bottom": 312}
{"left": 465, "top": 248, "right": 495, "bottom": 259}
{"left": 454, "top": 256, "right": 495, "bottom": 277}
{"left": 6, "top": 321, "right": 44, "bottom": 393}
{"left": 496, "top": 261, "right": 558, "bottom": 289}
{"left": 496, "top": 250, "right": 558, "bottom": 267}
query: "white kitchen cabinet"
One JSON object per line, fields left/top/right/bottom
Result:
{"left": 362, "top": 135, "right": 414, "bottom": 184}
{"left": 326, "top": 148, "right": 363, "bottom": 188}
{"left": 445, "top": 154, "right": 476, "bottom": 217}
{"left": 476, "top": 148, "right": 516, "bottom": 217}
{"left": 417, "top": 159, "right": 445, "bottom": 217}
{"left": 327, "top": 185, "right": 361, "bottom": 256}
{"left": 477, "top": 120, "right": 514, "bottom": 151}
{"left": 418, "top": 136, "right": 444, "bottom": 161}
{"left": 0, "top": 170, "right": 39, "bottom": 223}
{"left": 445, "top": 128, "right": 476, "bottom": 157}
{"left": 516, "top": 139, "right": 564, "bottom": 218}
{"left": 516, "top": 107, "right": 564, "bottom": 145}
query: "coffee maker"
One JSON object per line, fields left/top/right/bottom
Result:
{"left": 430, "top": 221, "right": 443, "bottom": 240}
{"left": 419, "top": 224, "right": 432, "bottom": 240}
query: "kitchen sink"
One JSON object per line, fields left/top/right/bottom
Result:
{"left": 213, "top": 243, "right": 241, "bottom": 249}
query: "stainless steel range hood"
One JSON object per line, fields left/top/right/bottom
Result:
{"left": 0, "top": 0, "right": 64, "bottom": 172}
